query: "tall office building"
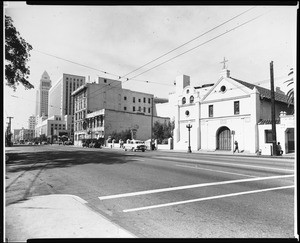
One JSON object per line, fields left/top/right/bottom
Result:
{"left": 36, "top": 71, "right": 52, "bottom": 117}
{"left": 28, "top": 115, "right": 36, "bottom": 130}
{"left": 48, "top": 73, "right": 86, "bottom": 117}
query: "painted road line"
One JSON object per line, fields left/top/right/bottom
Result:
{"left": 123, "top": 185, "right": 294, "bottom": 212}
{"left": 98, "top": 174, "right": 293, "bottom": 200}
{"left": 156, "top": 156, "right": 294, "bottom": 172}
{"left": 175, "top": 163, "right": 257, "bottom": 177}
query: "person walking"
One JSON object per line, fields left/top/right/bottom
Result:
{"left": 233, "top": 141, "right": 239, "bottom": 153}
{"left": 277, "top": 142, "right": 283, "bottom": 156}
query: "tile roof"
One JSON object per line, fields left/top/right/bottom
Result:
{"left": 258, "top": 119, "right": 280, "bottom": 125}
{"left": 230, "top": 77, "right": 291, "bottom": 104}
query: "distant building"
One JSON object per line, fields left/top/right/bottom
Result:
{"left": 35, "top": 71, "right": 52, "bottom": 117}
{"left": 36, "top": 73, "right": 86, "bottom": 141}
{"left": 19, "top": 127, "right": 35, "bottom": 142}
{"left": 35, "top": 115, "right": 69, "bottom": 142}
{"left": 72, "top": 77, "right": 169, "bottom": 145}
{"left": 28, "top": 115, "right": 36, "bottom": 130}
{"left": 13, "top": 129, "right": 21, "bottom": 142}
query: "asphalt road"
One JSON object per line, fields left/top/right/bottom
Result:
{"left": 5, "top": 145, "right": 295, "bottom": 238}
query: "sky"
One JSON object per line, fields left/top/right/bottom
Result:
{"left": 4, "top": 2, "right": 297, "bottom": 131}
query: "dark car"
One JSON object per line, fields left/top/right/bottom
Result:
{"left": 64, "top": 140, "right": 73, "bottom": 145}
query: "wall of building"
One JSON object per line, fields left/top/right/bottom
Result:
{"left": 104, "top": 109, "right": 169, "bottom": 141}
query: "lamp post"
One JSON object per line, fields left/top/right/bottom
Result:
{"left": 186, "top": 122, "right": 192, "bottom": 153}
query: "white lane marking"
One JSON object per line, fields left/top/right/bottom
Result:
{"left": 98, "top": 174, "right": 294, "bottom": 200}
{"left": 175, "top": 163, "right": 257, "bottom": 178}
{"left": 156, "top": 156, "right": 294, "bottom": 172}
{"left": 123, "top": 185, "right": 294, "bottom": 212}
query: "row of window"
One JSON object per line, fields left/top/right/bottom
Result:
{"left": 51, "top": 124, "right": 65, "bottom": 129}
{"left": 75, "top": 110, "right": 86, "bottom": 121}
{"left": 131, "top": 106, "right": 151, "bottom": 113}
{"left": 208, "top": 101, "right": 240, "bottom": 117}
{"left": 130, "top": 97, "right": 151, "bottom": 104}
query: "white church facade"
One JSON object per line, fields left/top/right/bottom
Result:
{"left": 166, "top": 67, "right": 294, "bottom": 154}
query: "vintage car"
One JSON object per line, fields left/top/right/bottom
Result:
{"left": 123, "top": 140, "right": 147, "bottom": 152}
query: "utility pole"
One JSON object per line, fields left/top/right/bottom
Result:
{"left": 6, "top": 116, "right": 14, "bottom": 146}
{"left": 150, "top": 97, "right": 153, "bottom": 150}
{"left": 270, "top": 61, "right": 277, "bottom": 156}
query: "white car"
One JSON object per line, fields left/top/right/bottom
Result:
{"left": 123, "top": 140, "right": 147, "bottom": 152}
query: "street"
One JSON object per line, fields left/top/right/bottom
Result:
{"left": 5, "top": 145, "right": 295, "bottom": 238}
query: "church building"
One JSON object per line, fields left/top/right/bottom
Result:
{"left": 171, "top": 62, "right": 294, "bottom": 154}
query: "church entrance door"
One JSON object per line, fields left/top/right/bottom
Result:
{"left": 217, "top": 126, "right": 231, "bottom": 150}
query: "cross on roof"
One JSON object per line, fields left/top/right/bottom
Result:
{"left": 220, "top": 57, "right": 228, "bottom": 69}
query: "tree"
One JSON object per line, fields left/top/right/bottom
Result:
{"left": 284, "top": 68, "right": 294, "bottom": 111}
{"left": 5, "top": 15, "right": 34, "bottom": 91}
{"left": 110, "top": 129, "right": 132, "bottom": 142}
{"left": 153, "top": 120, "right": 174, "bottom": 144}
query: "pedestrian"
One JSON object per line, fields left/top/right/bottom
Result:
{"left": 233, "top": 141, "right": 239, "bottom": 153}
{"left": 277, "top": 142, "right": 283, "bottom": 156}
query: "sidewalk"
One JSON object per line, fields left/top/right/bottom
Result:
{"left": 5, "top": 194, "right": 135, "bottom": 241}
{"left": 102, "top": 146, "right": 295, "bottom": 160}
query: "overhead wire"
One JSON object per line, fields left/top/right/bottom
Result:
{"left": 119, "top": 6, "right": 257, "bottom": 79}
{"left": 85, "top": 10, "right": 269, "bottom": 100}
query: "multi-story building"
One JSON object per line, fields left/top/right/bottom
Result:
{"left": 19, "top": 127, "right": 35, "bottom": 142}
{"left": 28, "top": 115, "right": 36, "bottom": 130}
{"left": 72, "top": 77, "right": 170, "bottom": 145}
{"left": 13, "top": 129, "right": 21, "bottom": 143}
{"left": 35, "top": 115, "right": 69, "bottom": 142}
{"left": 45, "top": 73, "right": 86, "bottom": 140}
{"left": 48, "top": 73, "right": 86, "bottom": 117}
{"left": 35, "top": 71, "right": 52, "bottom": 118}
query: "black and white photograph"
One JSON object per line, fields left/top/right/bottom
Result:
{"left": 4, "top": 1, "right": 297, "bottom": 240}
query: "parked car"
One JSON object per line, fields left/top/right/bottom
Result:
{"left": 64, "top": 140, "right": 73, "bottom": 145}
{"left": 123, "top": 140, "right": 147, "bottom": 152}
{"left": 41, "top": 141, "right": 48, "bottom": 145}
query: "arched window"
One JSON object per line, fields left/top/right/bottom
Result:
{"left": 190, "top": 96, "right": 194, "bottom": 103}
{"left": 182, "top": 97, "right": 186, "bottom": 105}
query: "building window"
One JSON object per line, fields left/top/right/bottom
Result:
{"left": 148, "top": 108, "right": 151, "bottom": 113}
{"left": 143, "top": 97, "right": 146, "bottom": 103}
{"left": 190, "top": 96, "right": 194, "bottom": 103}
{"left": 265, "top": 130, "right": 273, "bottom": 143}
{"left": 138, "top": 106, "right": 141, "bottom": 111}
{"left": 143, "top": 107, "right": 146, "bottom": 112}
{"left": 148, "top": 98, "right": 151, "bottom": 104}
{"left": 182, "top": 97, "right": 186, "bottom": 105}
{"left": 138, "top": 98, "right": 141, "bottom": 103}
{"left": 209, "top": 105, "right": 213, "bottom": 117}
{"left": 133, "top": 106, "right": 135, "bottom": 111}
{"left": 124, "top": 106, "right": 127, "bottom": 111}
{"left": 104, "top": 79, "right": 107, "bottom": 83}
{"left": 234, "top": 101, "right": 240, "bottom": 115}
{"left": 133, "top": 97, "right": 135, "bottom": 103}
{"left": 124, "top": 96, "right": 127, "bottom": 101}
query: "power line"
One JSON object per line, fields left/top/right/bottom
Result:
{"left": 86, "top": 11, "right": 268, "bottom": 99}
{"left": 127, "top": 12, "right": 267, "bottom": 81}
{"left": 32, "top": 49, "right": 121, "bottom": 79}
{"left": 120, "top": 6, "right": 257, "bottom": 79}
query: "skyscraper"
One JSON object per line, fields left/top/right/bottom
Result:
{"left": 36, "top": 71, "right": 52, "bottom": 117}
{"left": 28, "top": 115, "right": 36, "bottom": 130}
{"left": 48, "top": 73, "right": 86, "bottom": 117}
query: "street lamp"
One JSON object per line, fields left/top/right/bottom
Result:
{"left": 186, "top": 122, "right": 192, "bottom": 153}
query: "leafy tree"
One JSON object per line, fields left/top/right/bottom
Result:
{"left": 153, "top": 120, "right": 174, "bottom": 143}
{"left": 5, "top": 15, "right": 34, "bottom": 91}
{"left": 284, "top": 68, "right": 294, "bottom": 109}
{"left": 110, "top": 129, "right": 132, "bottom": 142}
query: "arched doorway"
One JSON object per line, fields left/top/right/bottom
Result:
{"left": 216, "top": 126, "right": 231, "bottom": 150}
